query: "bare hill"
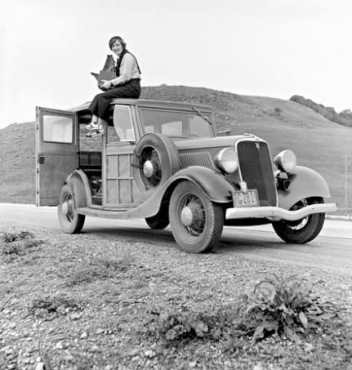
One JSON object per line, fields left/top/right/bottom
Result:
{"left": 0, "top": 85, "right": 351, "bottom": 213}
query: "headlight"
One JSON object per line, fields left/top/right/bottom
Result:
{"left": 215, "top": 148, "right": 238, "bottom": 173}
{"left": 274, "top": 150, "right": 297, "bottom": 173}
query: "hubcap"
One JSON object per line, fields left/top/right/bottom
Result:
{"left": 181, "top": 206, "right": 193, "bottom": 226}
{"left": 143, "top": 160, "right": 154, "bottom": 178}
{"left": 179, "top": 197, "right": 205, "bottom": 236}
{"left": 62, "top": 202, "right": 68, "bottom": 215}
{"left": 140, "top": 148, "right": 161, "bottom": 187}
{"left": 62, "top": 196, "right": 74, "bottom": 222}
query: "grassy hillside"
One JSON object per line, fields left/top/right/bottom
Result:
{"left": 0, "top": 122, "right": 36, "bottom": 203}
{"left": 0, "top": 85, "right": 351, "bottom": 213}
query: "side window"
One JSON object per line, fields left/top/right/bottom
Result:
{"left": 113, "top": 106, "right": 135, "bottom": 141}
{"left": 42, "top": 115, "right": 73, "bottom": 143}
{"left": 140, "top": 108, "right": 184, "bottom": 136}
{"left": 161, "top": 121, "right": 182, "bottom": 136}
{"left": 139, "top": 108, "right": 214, "bottom": 138}
{"left": 189, "top": 115, "right": 213, "bottom": 137}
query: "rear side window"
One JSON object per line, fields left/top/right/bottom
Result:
{"left": 43, "top": 115, "right": 73, "bottom": 143}
{"left": 113, "top": 106, "right": 136, "bottom": 141}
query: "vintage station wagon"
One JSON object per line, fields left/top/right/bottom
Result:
{"left": 35, "top": 98, "right": 337, "bottom": 253}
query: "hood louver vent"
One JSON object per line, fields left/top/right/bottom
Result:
{"left": 180, "top": 152, "right": 214, "bottom": 169}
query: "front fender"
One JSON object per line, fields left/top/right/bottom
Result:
{"left": 171, "top": 166, "right": 233, "bottom": 203}
{"left": 126, "top": 166, "right": 233, "bottom": 219}
{"left": 65, "top": 169, "right": 92, "bottom": 209}
{"left": 277, "top": 166, "right": 331, "bottom": 210}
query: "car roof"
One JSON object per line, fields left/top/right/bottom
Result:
{"left": 69, "top": 98, "right": 212, "bottom": 113}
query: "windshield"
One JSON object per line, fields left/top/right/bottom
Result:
{"left": 139, "top": 108, "right": 215, "bottom": 138}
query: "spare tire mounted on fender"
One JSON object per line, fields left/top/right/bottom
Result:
{"left": 133, "top": 133, "right": 180, "bottom": 196}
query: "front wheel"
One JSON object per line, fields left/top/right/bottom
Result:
{"left": 58, "top": 184, "right": 85, "bottom": 234}
{"left": 272, "top": 197, "right": 325, "bottom": 244}
{"left": 169, "top": 181, "right": 224, "bottom": 253}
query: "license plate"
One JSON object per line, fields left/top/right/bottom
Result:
{"left": 233, "top": 189, "right": 259, "bottom": 207}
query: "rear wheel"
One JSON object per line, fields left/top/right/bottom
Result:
{"left": 169, "top": 181, "right": 224, "bottom": 253}
{"left": 57, "top": 184, "right": 85, "bottom": 234}
{"left": 272, "top": 197, "right": 325, "bottom": 244}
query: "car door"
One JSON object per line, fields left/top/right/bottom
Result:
{"left": 105, "top": 105, "right": 144, "bottom": 208}
{"left": 36, "top": 107, "right": 78, "bottom": 206}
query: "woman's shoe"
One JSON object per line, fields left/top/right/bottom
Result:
{"left": 86, "top": 122, "right": 99, "bottom": 130}
{"left": 98, "top": 125, "right": 104, "bottom": 135}
{"left": 85, "top": 130, "right": 103, "bottom": 138}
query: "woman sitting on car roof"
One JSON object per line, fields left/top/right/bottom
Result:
{"left": 86, "top": 35, "right": 141, "bottom": 137}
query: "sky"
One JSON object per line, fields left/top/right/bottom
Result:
{"left": 1, "top": 0, "right": 352, "bottom": 129}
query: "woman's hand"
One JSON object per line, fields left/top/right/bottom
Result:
{"left": 101, "top": 80, "right": 113, "bottom": 90}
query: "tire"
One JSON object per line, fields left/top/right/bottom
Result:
{"left": 169, "top": 181, "right": 224, "bottom": 253}
{"left": 133, "top": 133, "right": 180, "bottom": 196}
{"left": 145, "top": 206, "right": 169, "bottom": 230}
{"left": 272, "top": 197, "right": 325, "bottom": 244}
{"left": 57, "top": 184, "right": 85, "bottom": 234}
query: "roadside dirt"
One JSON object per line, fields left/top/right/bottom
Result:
{"left": 1, "top": 225, "right": 351, "bottom": 370}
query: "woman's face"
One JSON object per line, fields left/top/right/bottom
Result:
{"left": 111, "top": 40, "right": 123, "bottom": 56}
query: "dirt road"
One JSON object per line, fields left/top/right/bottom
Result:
{"left": 0, "top": 203, "right": 351, "bottom": 275}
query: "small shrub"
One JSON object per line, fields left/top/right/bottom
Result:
{"left": 1, "top": 230, "right": 34, "bottom": 244}
{"left": 240, "top": 274, "right": 337, "bottom": 342}
{"left": 146, "top": 305, "right": 240, "bottom": 344}
{"left": 2, "top": 242, "right": 25, "bottom": 256}
{"left": 0, "top": 230, "right": 44, "bottom": 261}
{"left": 274, "top": 107, "right": 282, "bottom": 116}
{"left": 265, "top": 107, "right": 282, "bottom": 118}
{"left": 29, "top": 294, "right": 82, "bottom": 320}
{"left": 148, "top": 308, "right": 212, "bottom": 341}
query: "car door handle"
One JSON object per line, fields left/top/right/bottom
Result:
{"left": 38, "top": 155, "right": 45, "bottom": 164}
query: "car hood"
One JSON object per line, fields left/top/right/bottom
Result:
{"left": 173, "top": 133, "right": 264, "bottom": 151}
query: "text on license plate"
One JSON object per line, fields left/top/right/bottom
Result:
{"left": 233, "top": 189, "right": 259, "bottom": 207}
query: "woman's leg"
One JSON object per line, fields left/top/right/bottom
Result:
{"left": 88, "top": 79, "right": 141, "bottom": 120}
{"left": 88, "top": 93, "right": 112, "bottom": 121}
{"left": 86, "top": 80, "right": 141, "bottom": 137}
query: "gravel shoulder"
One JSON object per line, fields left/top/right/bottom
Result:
{"left": 0, "top": 225, "right": 351, "bottom": 370}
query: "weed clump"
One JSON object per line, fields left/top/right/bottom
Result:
{"left": 239, "top": 274, "right": 337, "bottom": 342}
{"left": 0, "top": 230, "right": 44, "bottom": 261}
{"left": 146, "top": 274, "right": 340, "bottom": 347}
{"left": 29, "top": 294, "right": 82, "bottom": 320}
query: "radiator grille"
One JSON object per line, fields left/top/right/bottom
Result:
{"left": 237, "top": 141, "right": 277, "bottom": 206}
{"left": 180, "top": 152, "right": 214, "bottom": 169}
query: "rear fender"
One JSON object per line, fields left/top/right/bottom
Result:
{"left": 277, "top": 166, "right": 331, "bottom": 210}
{"left": 65, "top": 170, "right": 92, "bottom": 208}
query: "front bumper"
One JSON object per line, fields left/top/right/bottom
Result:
{"left": 225, "top": 203, "right": 337, "bottom": 221}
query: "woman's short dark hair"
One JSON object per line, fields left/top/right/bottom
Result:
{"left": 109, "top": 36, "right": 126, "bottom": 50}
